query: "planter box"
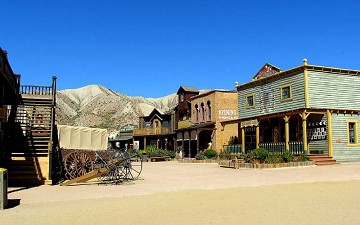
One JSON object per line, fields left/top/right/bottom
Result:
{"left": 223, "top": 161, "right": 316, "bottom": 169}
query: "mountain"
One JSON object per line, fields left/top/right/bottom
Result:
{"left": 55, "top": 85, "right": 178, "bottom": 132}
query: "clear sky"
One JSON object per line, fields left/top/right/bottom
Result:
{"left": 2, "top": 0, "right": 360, "bottom": 98}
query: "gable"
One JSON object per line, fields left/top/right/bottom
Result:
{"left": 177, "top": 86, "right": 199, "bottom": 94}
{"left": 253, "top": 63, "right": 281, "bottom": 80}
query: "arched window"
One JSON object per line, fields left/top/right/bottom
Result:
{"left": 200, "top": 102, "right": 205, "bottom": 122}
{"left": 207, "top": 100, "right": 211, "bottom": 121}
{"left": 195, "top": 104, "right": 199, "bottom": 123}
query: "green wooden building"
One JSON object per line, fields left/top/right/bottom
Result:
{"left": 235, "top": 59, "right": 360, "bottom": 162}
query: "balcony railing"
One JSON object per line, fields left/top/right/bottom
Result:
{"left": 133, "top": 127, "right": 172, "bottom": 136}
{"left": 178, "top": 119, "right": 193, "bottom": 129}
{"left": 20, "top": 85, "right": 53, "bottom": 96}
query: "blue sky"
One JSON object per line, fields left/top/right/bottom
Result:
{"left": 2, "top": 0, "right": 360, "bottom": 98}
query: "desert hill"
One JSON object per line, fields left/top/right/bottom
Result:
{"left": 55, "top": 85, "right": 177, "bottom": 132}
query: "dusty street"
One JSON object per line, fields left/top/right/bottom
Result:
{"left": 1, "top": 161, "right": 360, "bottom": 225}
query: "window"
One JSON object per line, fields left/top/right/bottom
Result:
{"left": 207, "top": 100, "right": 211, "bottom": 121}
{"left": 280, "top": 84, "right": 293, "bottom": 101}
{"left": 347, "top": 120, "right": 358, "bottom": 145}
{"left": 180, "top": 93, "right": 184, "bottom": 103}
{"left": 246, "top": 94, "right": 255, "bottom": 108}
{"left": 201, "top": 103, "right": 205, "bottom": 122}
{"left": 194, "top": 104, "right": 199, "bottom": 123}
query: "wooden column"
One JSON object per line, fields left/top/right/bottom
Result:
{"left": 301, "top": 112, "right": 310, "bottom": 154}
{"left": 241, "top": 127, "right": 245, "bottom": 153}
{"left": 144, "top": 137, "right": 147, "bottom": 149}
{"left": 188, "top": 136, "right": 191, "bottom": 158}
{"left": 256, "top": 125, "right": 259, "bottom": 149}
{"left": 327, "top": 110, "right": 333, "bottom": 157}
{"left": 284, "top": 116, "right": 290, "bottom": 151}
{"left": 196, "top": 130, "right": 200, "bottom": 153}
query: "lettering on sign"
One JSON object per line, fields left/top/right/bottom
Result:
{"left": 241, "top": 119, "right": 258, "bottom": 128}
{"left": 218, "top": 109, "right": 238, "bottom": 120}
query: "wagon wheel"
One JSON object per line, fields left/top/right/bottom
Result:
{"left": 121, "top": 151, "right": 143, "bottom": 180}
{"left": 64, "top": 152, "right": 81, "bottom": 179}
{"left": 98, "top": 164, "right": 122, "bottom": 185}
{"left": 78, "top": 151, "right": 93, "bottom": 176}
{"left": 64, "top": 151, "right": 93, "bottom": 179}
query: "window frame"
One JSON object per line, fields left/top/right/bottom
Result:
{"left": 279, "top": 84, "right": 293, "bottom": 102}
{"left": 245, "top": 93, "right": 255, "bottom": 109}
{"left": 347, "top": 120, "right": 359, "bottom": 146}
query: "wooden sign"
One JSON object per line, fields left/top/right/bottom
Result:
{"left": 241, "top": 119, "right": 258, "bottom": 128}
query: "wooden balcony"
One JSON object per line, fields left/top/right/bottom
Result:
{"left": 1, "top": 48, "right": 19, "bottom": 99}
{"left": 133, "top": 127, "right": 172, "bottom": 136}
{"left": 178, "top": 119, "right": 193, "bottom": 129}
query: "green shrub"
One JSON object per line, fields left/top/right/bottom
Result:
{"left": 250, "top": 148, "right": 269, "bottom": 162}
{"left": 204, "top": 149, "right": 217, "bottom": 159}
{"left": 164, "top": 149, "right": 176, "bottom": 158}
{"left": 195, "top": 153, "right": 205, "bottom": 160}
{"left": 294, "top": 153, "right": 308, "bottom": 162}
{"left": 265, "top": 153, "right": 284, "bottom": 164}
{"left": 282, "top": 151, "right": 294, "bottom": 163}
{"left": 244, "top": 153, "right": 254, "bottom": 163}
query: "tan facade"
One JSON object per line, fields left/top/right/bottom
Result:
{"left": 190, "top": 91, "right": 238, "bottom": 152}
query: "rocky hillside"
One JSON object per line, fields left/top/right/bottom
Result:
{"left": 56, "top": 85, "right": 177, "bottom": 132}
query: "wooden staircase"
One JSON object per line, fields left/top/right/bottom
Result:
{"left": 3, "top": 82, "right": 56, "bottom": 186}
{"left": 308, "top": 154, "right": 337, "bottom": 166}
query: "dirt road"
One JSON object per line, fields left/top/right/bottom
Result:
{"left": 1, "top": 161, "right": 360, "bottom": 225}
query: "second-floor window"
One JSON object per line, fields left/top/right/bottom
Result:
{"left": 280, "top": 84, "right": 292, "bottom": 102}
{"left": 180, "top": 93, "right": 184, "bottom": 102}
{"left": 201, "top": 103, "right": 205, "bottom": 122}
{"left": 246, "top": 94, "right": 255, "bottom": 108}
{"left": 207, "top": 100, "right": 211, "bottom": 121}
{"left": 195, "top": 104, "right": 199, "bottom": 123}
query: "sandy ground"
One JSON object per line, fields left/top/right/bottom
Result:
{"left": 1, "top": 161, "right": 360, "bottom": 225}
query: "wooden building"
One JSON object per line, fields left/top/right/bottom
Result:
{"left": 0, "top": 48, "right": 57, "bottom": 185}
{"left": 234, "top": 59, "right": 360, "bottom": 162}
{"left": 175, "top": 88, "right": 238, "bottom": 157}
{"left": 133, "top": 108, "right": 176, "bottom": 150}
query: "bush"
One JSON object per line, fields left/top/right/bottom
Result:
{"left": 250, "top": 148, "right": 269, "bottom": 162}
{"left": 244, "top": 153, "right": 254, "bottom": 163}
{"left": 195, "top": 153, "right": 205, "bottom": 160}
{"left": 204, "top": 149, "right": 217, "bottom": 159}
{"left": 144, "top": 145, "right": 176, "bottom": 158}
{"left": 282, "top": 151, "right": 294, "bottom": 163}
{"left": 294, "top": 153, "right": 308, "bottom": 162}
{"left": 164, "top": 149, "right": 176, "bottom": 158}
{"left": 265, "top": 153, "right": 284, "bottom": 164}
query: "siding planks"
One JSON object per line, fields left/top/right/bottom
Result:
{"left": 331, "top": 113, "right": 360, "bottom": 161}
{"left": 308, "top": 71, "right": 360, "bottom": 110}
{"left": 238, "top": 72, "right": 305, "bottom": 119}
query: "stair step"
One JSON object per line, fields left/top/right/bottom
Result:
{"left": 307, "top": 154, "right": 337, "bottom": 166}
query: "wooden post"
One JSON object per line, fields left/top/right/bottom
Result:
{"left": 241, "top": 127, "right": 245, "bottom": 153}
{"left": 256, "top": 125, "right": 259, "bottom": 149}
{"left": 196, "top": 130, "right": 200, "bottom": 154}
{"left": 144, "top": 136, "right": 147, "bottom": 149}
{"left": 301, "top": 112, "right": 310, "bottom": 154}
{"left": 327, "top": 110, "right": 333, "bottom": 156}
{"left": 284, "top": 116, "right": 290, "bottom": 151}
{"left": 303, "top": 59, "right": 310, "bottom": 108}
